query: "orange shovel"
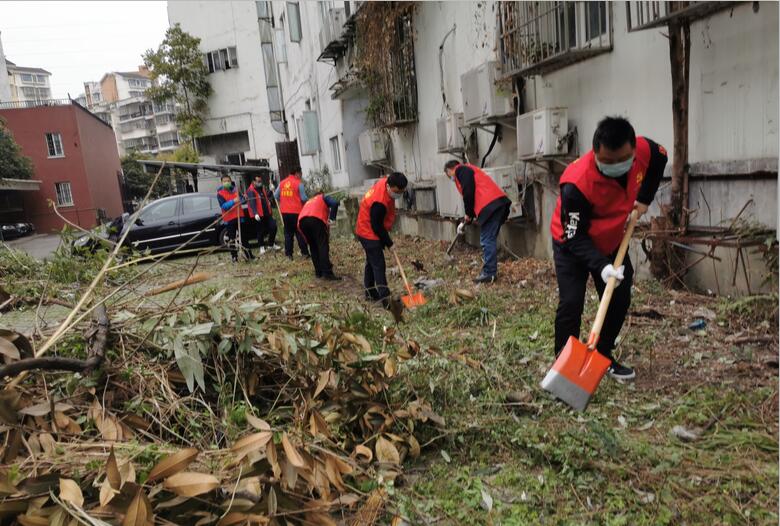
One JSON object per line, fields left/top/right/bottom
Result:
{"left": 390, "top": 247, "right": 427, "bottom": 308}
{"left": 541, "top": 210, "right": 640, "bottom": 411}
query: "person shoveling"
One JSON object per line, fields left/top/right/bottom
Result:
{"left": 445, "top": 221, "right": 465, "bottom": 261}
{"left": 542, "top": 116, "right": 668, "bottom": 409}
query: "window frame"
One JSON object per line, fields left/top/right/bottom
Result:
{"left": 329, "top": 135, "right": 342, "bottom": 172}
{"left": 54, "top": 182, "right": 74, "bottom": 207}
{"left": 287, "top": 2, "right": 302, "bottom": 43}
{"left": 140, "top": 199, "right": 179, "bottom": 223}
{"left": 20, "top": 73, "right": 33, "bottom": 83}
{"left": 45, "top": 132, "right": 64, "bottom": 158}
{"left": 181, "top": 194, "right": 214, "bottom": 215}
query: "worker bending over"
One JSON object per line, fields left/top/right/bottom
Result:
{"left": 298, "top": 193, "right": 341, "bottom": 280}
{"left": 245, "top": 173, "right": 279, "bottom": 254}
{"left": 274, "top": 166, "right": 310, "bottom": 260}
{"left": 355, "top": 172, "right": 408, "bottom": 307}
{"left": 217, "top": 174, "right": 253, "bottom": 262}
{"left": 444, "top": 160, "right": 511, "bottom": 283}
{"left": 550, "top": 116, "right": 667, "bottom": 381}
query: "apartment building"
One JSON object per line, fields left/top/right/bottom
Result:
{"left": 256, "top": 1, "right": 777, "bottom": 295}
{"left": 81, "top": 67, "right": 182, "bottom": 156}
{"left": 167, "top": 1, "right": 286, "bottom": 170}
{"left": 6, "top": 61, "right": 52, "bottom": 104}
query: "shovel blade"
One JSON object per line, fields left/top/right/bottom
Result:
{"left": 401, "top": 293, "right": 427, "bottom": 308}
{"left": 540, "top": 336, "right": 611, "bottom": 411}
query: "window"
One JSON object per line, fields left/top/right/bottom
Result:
{"left": 585, "top": 1, "right": 608, "bottom": 41}
{"left": 287, "top": 2, "right": 302, "bottom": 42}
{"left": 206, "top": 47, "right": 238, "bottom": 73}
{"left": 45, "top": 132, "right": 64, "bottom": 157}
{"left": 55, "top": 182, "right": 74, "bottom": 207}
{"left": 296, "top": 111, "right": 320, "bottom": 155}
{"left": 329, "top": 136, "right": 342, "bottom": 172}
{"left": 21, "top": 87, "right": 36, "bottom": 97}
{"left": 256, "top": 1, "right": 271, "bottom": 19}
{"left": 140, "top": 199, "right": 178, "bottom": 222}
{"left": 225, "top": 152, "right": 246, "bottom": 165}
{"left": 182, "top": 195, "right": 213, "bottom": 214}
{"left": 20, "top": 73, "right": 33, "bottom": 83}
{"left": 35, "top": 75, "right": 46, "bottom": 84}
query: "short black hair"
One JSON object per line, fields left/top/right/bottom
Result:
{"left": 290, "top": 166, "right": 302, "bottom": 175}
{"left": 592, "top": 116, "right": 636, "bottom": 152}
{"left": 253, "top": 173, "right": 263, "bottom": 180}
{"left": 221, "top": 174, "right": 232, "bottom": 181}
{"left": 387, "top": 172, "right": 408, "bottom": 190}
{"left": 444, "top": 160, "right": 460, "bottom": 171}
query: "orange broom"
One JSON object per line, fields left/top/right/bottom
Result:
{"left": 390, "top": 247, "right": 427, "bottom": 308}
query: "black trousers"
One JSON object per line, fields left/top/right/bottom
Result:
{"left": 553, "top": 241, "right": 633, "bottom": 362}
{"left": 224, "top": 219, "right": 252, "bottom": 261}
{"left": 359, "top": 237, "right": 389, "bottom": 302}
{"left": 255, "top": 216, "right": 277, "bottom": 247}
{"left": 299, "top": 217, "right": 334, "bottom": 277}
{"left": 282, "top": 213, "right": 309, "bottom": 257}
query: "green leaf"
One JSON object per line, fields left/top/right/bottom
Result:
{"left": 182, "top": 322, "right": 213, "bottom": 336}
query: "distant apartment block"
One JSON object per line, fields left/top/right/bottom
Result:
{"left": 6, "top": 60, "right": 52, "bottom": 104}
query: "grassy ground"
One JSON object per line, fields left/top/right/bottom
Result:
{"left": 3, "top": 232, "right": 778, "bottom": 525}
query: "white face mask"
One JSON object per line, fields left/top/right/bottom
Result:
{"left": 388, "top": 188, "right": 403, "bottom": 199}
{"left": 596, "top": 156, "right": 635, "bottom": 178}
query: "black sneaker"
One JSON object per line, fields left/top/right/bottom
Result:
{"left": 473, "top": 274, "right": 497, "bottom": 284}
{"left": 609, "top": 362, "right": 636, "bottom": 381}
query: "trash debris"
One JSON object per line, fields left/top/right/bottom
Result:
{"left": 688, "top": 319, "right": 707, "bottom": 331}
{"left": 413, "top": 277, "right": 444, "bottom": 290}
{"left": 480, "top": 488, "right": 494, "bottom": 512}
{"left": 692, "top": 307, "right": 717, "bottom": 321}
{"left": 670, "top": 425, "right": 703, "bottom": 442}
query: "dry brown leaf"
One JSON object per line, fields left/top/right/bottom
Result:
{"left": 119, "top": 461, "right": 136, "bottom": 485}
{"left": 407, "top": 435, "right": 421, "bottom": 459}
{"left": 281, "top": 433, "right": 305, "bottom": 468}
{"left": 266, "top": 441, "right": 281, "bottom": 479}
{"left": 384, "top": 356, "right": 397, "bottom": 378}
{"left": 19, "top": 401, "right": 72, "bottom": 417}
{"left": 122, "top": 488, "right": 153, "bottom": 526}
{"left": 354, "top": 444, "right": 373, "bottom": 463}
{"left": 455, "top": 288, "right": 475, "bottom": 300}
{"left": 0, "top": 337, "right": 20, "bottom": 360}
{"left": 98, "top": 415, "right": 119, "bottom": 441}
{"left": 282, "top": 458, "right": 298, "bottom": 491}
{"left": 375, "top": 436, "right": 400, "bottom": 465}
{"left": 53, "top": 411, "right": 70, "bottom": 430}
{"left": 245, "top": 414, "right": 271, "bottom": 431}
{"left": 324, "top": 456, "right": 345, "bottom": 491}
{"left": 305, "top": 511, "right": 338, "bottom": 526}
{"left": 218, "top": 513, "right": 270, "bottom": 526}
{"left": 163, "top": 472, "right": 219, "bottom": 497}
{"left": 146, "top": 447, "right": 199, "bottom": 482}
{"left": 38, "top": 433, "right": 56, "bottom": 455}
{"left": 59, "top": 478, "right": 84, "bottom": 507}
{"left": 231, "top": 431, "right": 272, "bottom": 461}
{"left": 99, "top": 478, "right": 118, "bottom": 507}
{"left": 314, "top": 369, "right": 331, "bottom": 399}
{"left": 17, "top": 515, "right": 48, "bottom": 526}
{"left": 106, "top": 446, "right": 121, "bottom": 490}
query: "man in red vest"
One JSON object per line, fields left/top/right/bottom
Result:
{"left": 216, "top": 174, "right": 253, "bottom": 262}
{"left": 246, "top": 173, "right": 279, "bottom": 254}
{"left": 355, "top": 172, "right": 408, "bottom": 306}
{"left": 298, "top": 193, "right": 341, "bottom": 280}
{"left": 550, "top": 116, "right": 667, "bottom": 381}
{"left": 444, "top": 160, "right": 512, "bottom": 283}
{"left": 274, "top": 166, "right": 310, "bottom": 260}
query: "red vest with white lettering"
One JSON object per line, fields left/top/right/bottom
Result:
{"left": 550, "top": 136, "right": 651, "bottom": 255}
{"left": 453, "top": 164, "right": 508, "bottom": 217}
{"left": 279, "top": 175, "right": 303, "bottom": 214}
{"left": 246, "top": 185, "right": 271, "bottom": 218}
{"left": 217, "top": 187, "right": 245, "bottom": 222}
{"left": 298, "top": 194, "right": 330, "bottom": 228}
{"left": 355, "top": 177, "right": 396, "bottom": 241}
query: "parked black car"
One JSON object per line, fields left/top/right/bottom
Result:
{"left": 120, "top": 193, "right": 259, "bottom": 254}
{"left": 0, "top": 222, "right": 34, "bottom": 240}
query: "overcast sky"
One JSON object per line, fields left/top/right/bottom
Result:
{"left": 0, "top": 1, "right": 169, "bottom": 99}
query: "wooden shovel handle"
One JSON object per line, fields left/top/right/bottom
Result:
{"left": 390, "top": 248, "right": 414, "bottom": 297}
{"left": 588, "top": 210, "right": 640, "bottom": 348}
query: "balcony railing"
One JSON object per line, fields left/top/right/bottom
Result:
{"left": 0, "top": 98, "right": 72, "bottom": 110}
{"left": 498, "top": 1, "right": 612, "bottom": 78}
{"left": 626, "top": 1, "right": 739, "bottom": 31}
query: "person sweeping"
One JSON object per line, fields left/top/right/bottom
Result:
{"left": 443, "top": 160, "right": 511, "bottom": 283}
{"left": 217, "top": 174, "right": 253, "bottom": 262}
{"left": 354, "top": 172, "right": 408, "bottom": 308}
{"left": 297, "top": 193, "right": 341, "bottom": 280}
{"left": 549, "top": 116, "right": 668, "bottom": 381}
{"left": 274, "top": 166, "right": 310, "bottom": 260}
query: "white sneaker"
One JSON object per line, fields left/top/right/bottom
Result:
{"left": 271, "top": 244, "right": 281, "bottom": 251}
{"left": 258, "top": 247, "right": 266, "bottom": 255}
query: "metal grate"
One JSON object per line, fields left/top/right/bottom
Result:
{"left": 498, "top": 1, "right": 612, "bottom": 78}
{"left": 626, "top": 1, "right": 739, "bottom": 32}
{"left": 381, "top": 12, "right": 417, "bottom": 126}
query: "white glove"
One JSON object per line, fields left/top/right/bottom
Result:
{"left": 456, "top": 222, "right": 465, "bottom": 235}
{"left": 255, "top": 214, "right": 261, "bottom": 221}
{"left": 600, "top": 264, "right": 625, "bottom": 285}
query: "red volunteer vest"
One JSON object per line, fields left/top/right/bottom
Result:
{"left": 298, "top": 194, "right": 330, "bottom": 228}
{"left": 217, "top": 187, "right": 246, "bottom": 222}
{"left": 355, "top": 177, "right": 396, "bottom": 241}
{"left": 279, "top": 175, "right": 303, "bottom": 214}
{"left": 550, "top": 136, "right": 651, "bottom": 255}
{"left": 246, "top": 185, "right": 271, "bottom": 218}
{"left": 453, "top": 163, "right": 507, "bottom": 217}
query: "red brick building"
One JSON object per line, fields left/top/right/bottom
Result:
{"left": 0, "top": 100, "right": 125, "bottom": 232}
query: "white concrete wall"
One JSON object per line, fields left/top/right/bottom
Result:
{"left": 0, "top": 32, "right": 11, "bottom": 102}
{"left": 168, "top": 1, "right": 286, "bottom": 164}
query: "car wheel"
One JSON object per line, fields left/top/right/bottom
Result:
{"left": 219, "top": 227, "right": 230, "bottom": 248}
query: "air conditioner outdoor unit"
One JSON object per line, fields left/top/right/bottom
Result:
{"left": 461, "top": 61, "right": 514, "bottom": 125}
{"left": 434, "top": 175, "right": 464, "bottom": 218}
{"left": 436, "top": 112, "right": 465, "bottom": 153}
{"left": 517, "top": 107, "right": 568, "bottom": 159}
{"left": 358, "top": 129, "right": 388, "bottom": 165}
{"left": 483, "top": 165, "right": 523, "bottom": 220}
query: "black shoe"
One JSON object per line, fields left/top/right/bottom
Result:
{"left": 473, "top": 274, "right": 497, "bottom": 284}
{"left": 609, "top": 362, "right": 636, "bottom": 381}
{"left": 322, "top": 274, "right": 342, "bottom": 281}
